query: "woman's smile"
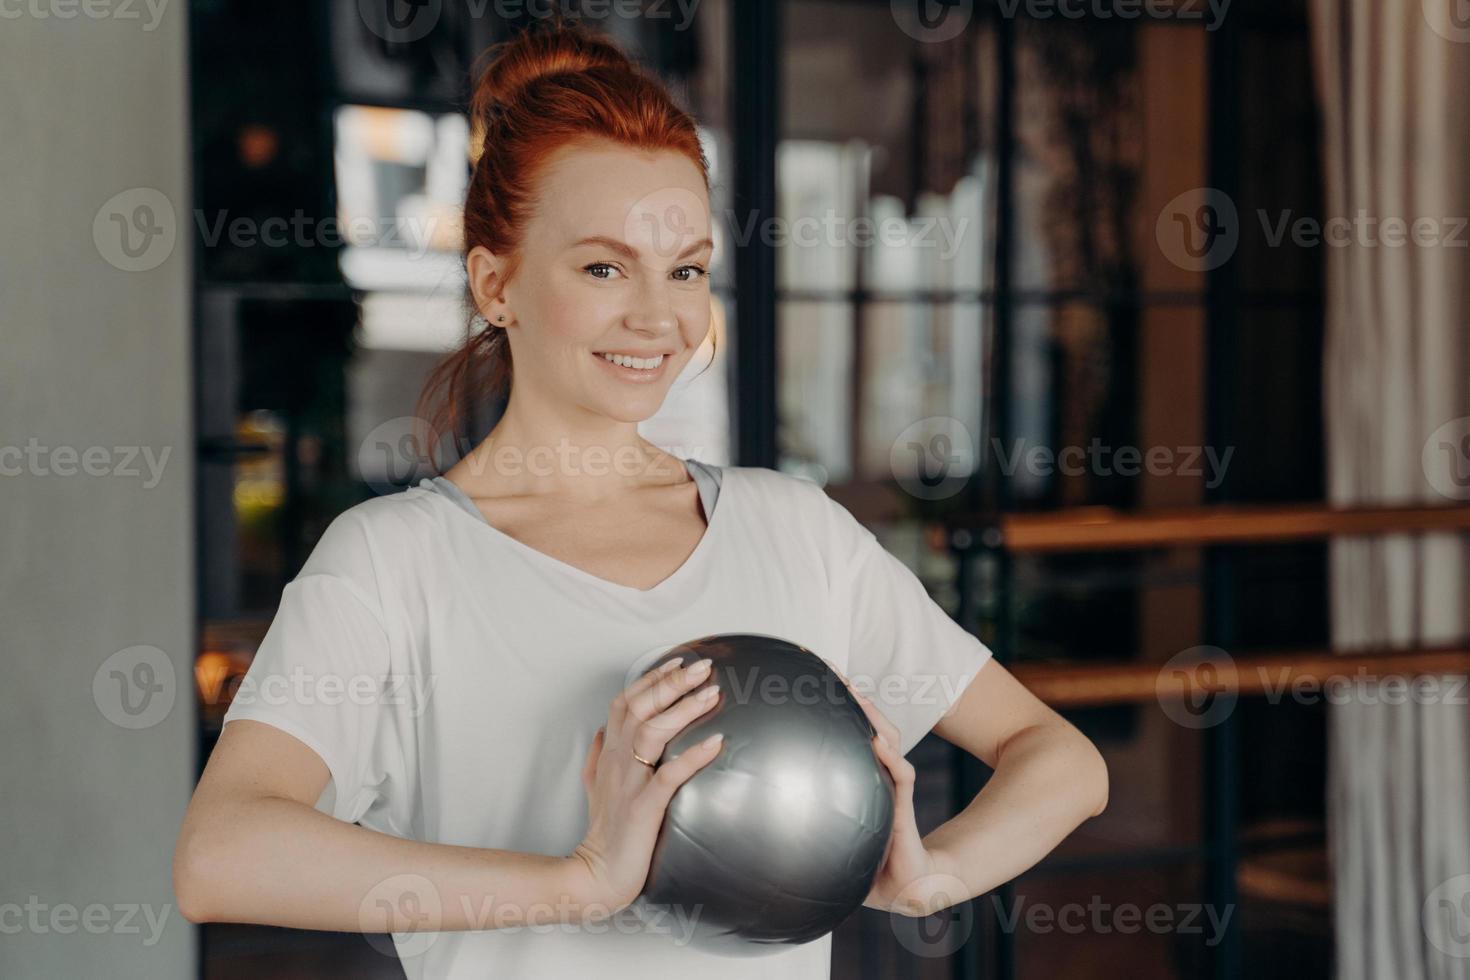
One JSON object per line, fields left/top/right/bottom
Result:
{"left": 593, "top": 349, "right": 675, "bottom": 384}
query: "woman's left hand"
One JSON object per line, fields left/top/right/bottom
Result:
{"left": 849, "top": 689, "right": 954, "bottom": 917}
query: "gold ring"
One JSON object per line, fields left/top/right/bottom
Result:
{"left": 632, "top": 751, "right": 658, "bottom": 768}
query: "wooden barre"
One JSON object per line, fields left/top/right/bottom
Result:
{"left": 1010, "top": 646, "right": 1470, "bottom": 708}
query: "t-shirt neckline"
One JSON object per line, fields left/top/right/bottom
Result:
{"left": 418, "top": 461, "right": 732, "bottom": 598}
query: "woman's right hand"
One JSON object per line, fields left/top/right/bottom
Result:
{"left": 565, "top": 655, "right": 724, "bottom": 916}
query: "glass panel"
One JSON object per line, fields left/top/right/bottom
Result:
{"left": 859, "top": 300, "right": 988, "bottom": 485}
{"left": 779, "top": 1, "right": 998, "bottom": 485}
{"left": 1012, "top": 20, "right": 1217, "bottom": 300}
{"left": 1007, "top": 302, "right": 1145, "bottom": 510}
{"left": 1234, "top": 27, "right": 1323, "bottom": 298}
{"left": 1225, "top": 306, "right": 1326, "bottom": 502}
{"left": 778, "top": 299, "right": 854, "bottom": 482}
{"left": 1235, "top": 696, "right": 1330, "bottom": 980}
{"left": 334, "top": 105, "right": 470, "bottom": 294}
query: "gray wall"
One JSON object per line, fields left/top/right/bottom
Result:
{"left": 0, "top": 8, "right": 196, "bottom": 980}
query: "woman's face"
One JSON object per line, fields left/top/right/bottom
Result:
{"left": 472, "top": 139, "right": 714, "bottom": 425}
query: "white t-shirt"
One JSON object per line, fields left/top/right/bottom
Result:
{"left": 222, "top": 462, "right": 993, "bottom": 979}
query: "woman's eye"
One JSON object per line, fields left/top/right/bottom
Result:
{"left": 673, "top": 265, "right": 708, "bottom": 283}
{"left": 584, "top": 262, "right": 621, "bottom": 280}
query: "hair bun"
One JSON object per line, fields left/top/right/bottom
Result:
{"left": 471, "top": 22, "right": 637, "bottom": 129}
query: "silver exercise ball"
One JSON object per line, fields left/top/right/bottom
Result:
{"left": 631, "top": 633, "right": 895, "bottom": 957}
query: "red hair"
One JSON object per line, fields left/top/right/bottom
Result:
{"left": 415, "top": 17, "right": 711, "bottom": 470}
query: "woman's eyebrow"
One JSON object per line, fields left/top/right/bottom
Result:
{"left": 569, "top": 235, "right": 715, "bottom": 261}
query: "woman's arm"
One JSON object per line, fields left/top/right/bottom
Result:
{"left": 922, "top": 660, "right": 1109, "bottom": 900}
{"left": 173, "top": 720, "right": 587, "bottom": 933}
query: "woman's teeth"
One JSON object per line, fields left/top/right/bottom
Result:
{"left": 600, "top": 352, "right": 664, "bottom": 370}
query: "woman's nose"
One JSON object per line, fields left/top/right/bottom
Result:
{"left": 625, "top": 277, "right": 678, "bottom": 335}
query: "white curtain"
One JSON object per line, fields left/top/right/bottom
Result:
{"left": 1310, "top": 1, "right": 1470, "bottom": 977}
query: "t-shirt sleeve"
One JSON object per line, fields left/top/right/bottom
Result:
{"left": 816, "top": 485, "right": 993, "bottom": 755}
{"left": 222, "top": 508, "right": 398, "bottom": 825}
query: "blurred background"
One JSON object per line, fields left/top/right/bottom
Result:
{"left": 5, "top": 0, "right": 1470, "bottom": 977}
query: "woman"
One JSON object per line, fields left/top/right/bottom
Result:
{"left": 173, "top": 21, "right": 1108, "bottom": 980}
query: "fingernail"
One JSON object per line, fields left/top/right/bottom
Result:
{"left": 702, "top": 732, "right": 724, "bottom": 746}
{"left": 699, "top": 684, "right": 720, "bottom": 700}
{"left": 661, "top": 657, "right": 685, "bottom": 672}
{"left": 689, "top": 658, "right": 713, "bottom": 675}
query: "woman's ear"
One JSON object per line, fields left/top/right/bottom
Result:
{"left": 466, "top": 245, "right": 513, "bottom": 325}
